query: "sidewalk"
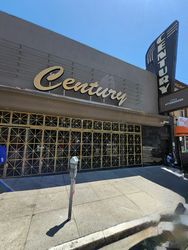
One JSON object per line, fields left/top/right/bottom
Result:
{"left": 0, "top": 166, "right": 188, "bottom": 250}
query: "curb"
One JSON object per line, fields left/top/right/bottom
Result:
{"left": 49, "top": 214, "right": 161, "bottom": 250}
{"left": 0, "top": 179, "right": 14, "bottom": 192}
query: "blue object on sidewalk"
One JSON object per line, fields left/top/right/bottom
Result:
{"left": 0, "top": 144, "right": 6, "bottom": 164}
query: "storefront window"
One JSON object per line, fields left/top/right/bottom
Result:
{"left": 142, "top": 126, "right": 170, "bottom": 165}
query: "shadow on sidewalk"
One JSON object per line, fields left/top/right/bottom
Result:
{"left": 1, "top": 165, "right": 188, "bottom": 201}
{"left": 46, "top": 218, "right": 70, "bottom": 237}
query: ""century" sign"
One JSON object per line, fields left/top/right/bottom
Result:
{"left": 34, "top": 66, "right": 127, "bottom": 106}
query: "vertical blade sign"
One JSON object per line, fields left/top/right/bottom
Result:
{"left": 145, "top": 21, "right": 179, "bottom": 96}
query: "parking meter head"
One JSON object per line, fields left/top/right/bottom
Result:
{"left": 69, "top": 156, "right": 79, "bottom": 179}
{"left": 70, "top": 156, "right": 79, "bottom": 166}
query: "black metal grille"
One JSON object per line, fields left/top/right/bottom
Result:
{"left": 0, "top": 110, "right": 142, "bottom": 177}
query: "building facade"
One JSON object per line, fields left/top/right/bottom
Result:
{"left": 0, "top": 12, "right": 170, "bottom": 178}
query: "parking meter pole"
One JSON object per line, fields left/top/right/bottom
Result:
{"left": 68, "top": 156, "right": 78, "bottom": 221}
{"left": 68, "top": 178, "right": 75, "bottom": 220}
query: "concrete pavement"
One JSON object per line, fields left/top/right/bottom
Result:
{"left": 0, "top": 166, "right": 188, "bottom": 250}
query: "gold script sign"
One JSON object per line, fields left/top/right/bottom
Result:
{"left": 34, "top": 66, "right": 127, "bottom": 106}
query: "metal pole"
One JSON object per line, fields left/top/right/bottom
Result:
{"left": 68, "top": 178, "right": 75, "bottom": 220}
{"left": 67, "top": 156, "right": 78, "bottom": 221}
{"left": 179, "top": 137, "right": 183, "bottom": 171}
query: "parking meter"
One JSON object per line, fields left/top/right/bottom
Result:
{"left": 68, "top": 156, "right": 79, "bottom": 220}
{"left": 69, "top": 156, "right": 78, "bottom": 179}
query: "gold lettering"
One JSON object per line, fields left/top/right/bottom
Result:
{"left": 87, "top": 82, "right": 99, "bottom": 95}
{"left": 72, "top": 82, "right": 89, "bottom": 93}
{"left": 118, "top": 93, "right": 127, "bottom": 106}
{"left": 80, "top": 83, "right": 90, "bottom": 94}
{"left": 74, "top": 82, "right": 83, "bottom": 91}
{"left": 116, "top": 92, "right": 123, "bottom": 100}
{"left": 63, "top": 78, "right": 75, "bottom": 90}
{"left": 34, "top": 66, "right": 64, "bottom": 91}
{"left": 95, "top": 87, "right": 104, "bottom": 97}
{"left": 34, "top": 66, "right": 128, "bottom": 106}
{"left": 108, "top": 89, "right": 117, "bottom": 99}
{"left": 101, "top": 88, "right": 111, "bottom": 98}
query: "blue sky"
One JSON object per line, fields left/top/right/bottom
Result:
{"left": 0, "top": 0, "right": 188, "bottom": 83}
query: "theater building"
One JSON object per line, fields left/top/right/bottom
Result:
{"left": 0, "top": 11, "right": 170, "bottom": 178}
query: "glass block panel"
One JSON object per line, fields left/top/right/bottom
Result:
{"left": 70, "top": 144, "right": 80, "bottom": 157}
{"left": 135, "top": 134, "right": 141, "bottom": 144}
{"left": 57, "top": 144, "right": 69, "bottom": 158}
{"left": 71, "top": 132, "right": 81, "bottom": 144}
{"left": 56, "top": 158, "right": 68, "bottom": 172}
{"left": 12, "top": 112, "right": 28, "bottom": 125}
{"left": 82, "top": 144, "right": 91, "bottom": 156}
{"left": 93, "top": 121, "right": 102, "bottom": 130}
{"left": 135, "top": 155, "right": 141, "bottom": 164}
{"left": 44, "top": 130, "right": 57, "bottom": 144}
{"left": 135, "top": 145, "right": 141, "bottom": 154}
{"left": 93, "top": 144, "right": 101, "bottom": 157}
{"left": 135, "top": 125, "right": 141, "bottom": 133}
{"left": 45, "top": 116, "right": 57, "bottom": 127}
{"left": 41, "top": 158, "right": 55, "bottom": 173}
{"left": 112, "top": 144, "right": 119, "bottom": 155}
{"left": 6, "top": 160, "right": 22, "bottom": 176}
{"left": 58, "top": 131, "right": 70, "bottom": 143}
{"left": 128, "top": 145, "right": 134, "bottom": 154}
{"left": 26, "top": 144, "right": 41, "bottom": 159}
{"left": 24, "top": 159, "right": 40, "bottom": 175}
{"left": 102, "top": 156, "right": 111, "bottom": 168}
{"left": 93, "top": 133, "right": 102, "bottom": 144}
{"left": 128, "top": 134, "right": 134, "bottom": 144}
{"left": 112, "top": 123, "right": 119, "bottom": 131}
{"left": 43, "top": 144, "right": 56, "bottom": 158}
{"left": 120, "top": 156, "right": 127, "bottom": 166}
{"left": 83, "top": 120, "right": 92, "bottom": 129}
{"left": 120, "top": 145, "right": 127, "bottom": 154}
{"left": 112, "top": 156, "right": 119, "bottom": 167}
{"left": 8, "top": 144, "right": 25, "bottom": 159}
{"left": 103, "top": 144, "right": 111, "bottom": 156}
{"left": 112, "top": 134, "right": 119, "bottom": 143}
{"left": 10, "top": 128, "right": 26, "bottom": 143}
{"left": 72, "top": 118, "right": 81, "bottom": 128}
{"left": 128, "top": 155, "right": 134, "bottom": 165}
{"left": 82, "top": 132, "right": 92, "bottom": 144}
{"left": 0, "top": 111, "right": 11, "bottom": 124}
{"left": 128, "top": 124, "right": 134, "bottom": 132}
{"left": 29, "top": 114, "right": 44, "bottom": 126}
{"left": 120, "top": 123, "right": 127, "bottom": 132}
{"left": 120, "top": 134, "right": 127, "bottom": 144}
{"left": 81, "top": 157, "right": 91, "bottom": 169}
{"left": 103, "top": 121, "right": 111, "bottom": 130}
{"left": 59, "top": 117, "right": 71, "bottom": 128}
{"left": 0, "top": 127, "right": 9, "bottom": 143}
{"left": 93, "top": 157, "right": 101, "bottom": 168}
{"left": 27, "top": 129, "right": 42, "bottom": 144}
{"left": 103, "top": 133, "right": 111, "bottom": 144}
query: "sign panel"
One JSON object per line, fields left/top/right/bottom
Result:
{"left": 175, "top": 127, "right": 188, "bottom": 136}
{"left": 177, "top": 117, "right": 188, "bottom": 128}
{"left": 159, "top": 87, "right": 188, "bottom": 112}
{"left": 146, "top": 21, "right": 179, "bottom": 96}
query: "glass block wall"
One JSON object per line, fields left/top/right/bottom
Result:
{"left": 0, "top": 110, "right": 142, "bottom": 177}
